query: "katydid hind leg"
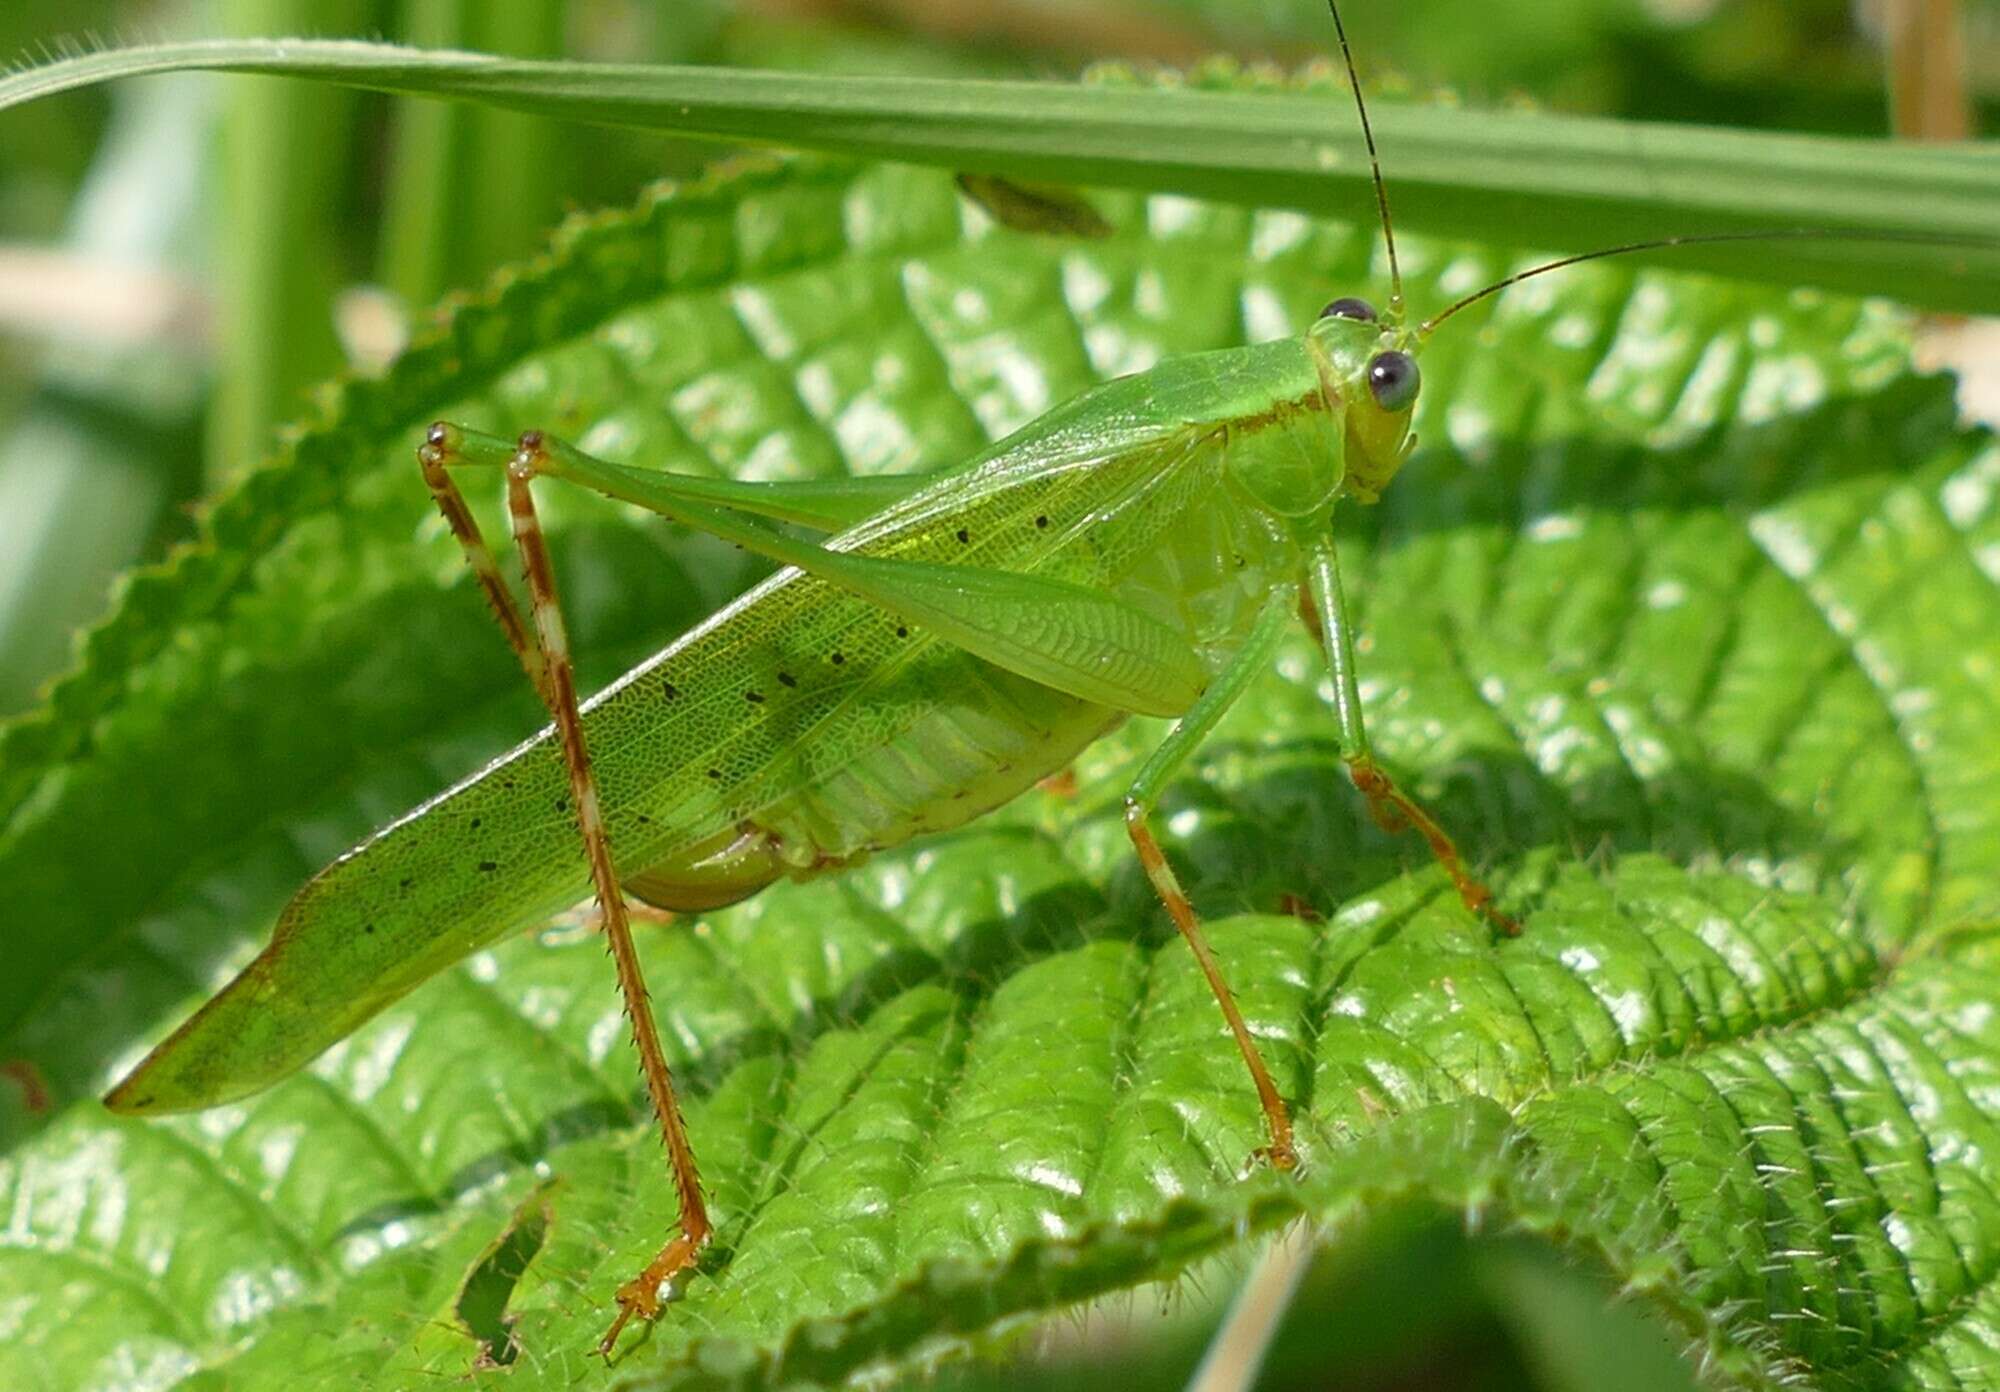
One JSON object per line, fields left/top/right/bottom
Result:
{"left": 427, "top": 419, "right": 941, "bottom": 533}
{"left": 1306, "top": 539, "right": 1519, "bottom": 934}
{"left": 1124, "top": 593, "right": 1299, "bottom": 1172}
{"left": 474, "top": 441, "right": 713, "bottom": 1354}
{"left": 511, "top": 425, "right": 1209, "bottom": 720}
{"left": 418, "top": 429, "right": 551, "bottom": 705}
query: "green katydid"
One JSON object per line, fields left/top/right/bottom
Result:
{"left": 97, "top": 0, "right": 1985, "bottom": 1358}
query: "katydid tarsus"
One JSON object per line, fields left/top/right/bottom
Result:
{"left": 98, "top": 0, "right": 1985, "bottom": 1358}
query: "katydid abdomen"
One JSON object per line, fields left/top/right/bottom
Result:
{"left": 107, "top": 338, "right": 1333, "bottom": 1113}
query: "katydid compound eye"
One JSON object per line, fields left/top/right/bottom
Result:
{"left": 1367, "top": 350, "right": 1419, "bottom": 410}
{"left": 1320, "top": 296, "right": 1377, "bottom": 322}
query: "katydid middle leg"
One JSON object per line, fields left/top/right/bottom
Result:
{"left": 418, "top": 425, "right": 713, "bottom": 1356}
{"left": 1124, "top": 591, "right": 1300, "bottom": 1172}
{"left": 1306, "top": 536, "right": 1518, "bottom": 935}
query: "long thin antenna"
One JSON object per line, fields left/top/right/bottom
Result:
{"left": 1326, "top": 0, "right": 1404, "bottom": 322}
{"left": 1418, "top": 227, "right": 1996, "bottom": 337}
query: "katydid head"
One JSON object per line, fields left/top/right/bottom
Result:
{"left": 1306, "top": 295, "right": 1421, "bottom": 503}
{"left": 1231, "top": 298, "right": 1420, "bottom": 521}
{"left": 1310, "top": 1, "right": 1420, "bottom": 505}
{"left": 1307, "top": 2, "right": 1988, "bottom": 507}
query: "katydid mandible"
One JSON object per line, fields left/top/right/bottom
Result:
{"left": 99, "top": 0, "right": 1930, "bottom": 1357}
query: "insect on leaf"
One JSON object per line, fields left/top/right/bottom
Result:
{"left": 1, "top": 137, "right": 1997, "bottom": 1391}
{"left": 955, "top": 173, "right": 1115, "bottom": 239}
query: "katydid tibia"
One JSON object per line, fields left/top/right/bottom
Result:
{"left": 98, "top": 0, "right": 1982, "bottom": 1359}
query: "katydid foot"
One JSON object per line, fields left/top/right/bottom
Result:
{"left": 1345, "top": 756, "right": 1519, "bottom": 936}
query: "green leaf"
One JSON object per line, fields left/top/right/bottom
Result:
{"left": 2, "top": 40, "right": 1997, "bottom": 312}
{"left": 2, "top": 144, "right": 1998, "bottom": 1391}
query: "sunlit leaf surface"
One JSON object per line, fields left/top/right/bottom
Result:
{"left": 1, "top": 148, "right": 1996, "bottom": 1390}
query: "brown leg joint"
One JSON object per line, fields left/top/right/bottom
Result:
{"left": 1346, "top": 757, "right": 1519, "bottom": 936}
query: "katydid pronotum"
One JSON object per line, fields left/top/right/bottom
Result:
{"left": 99, "top": 0, "right": 1982, "bottom": 1358}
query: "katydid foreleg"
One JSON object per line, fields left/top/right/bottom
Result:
{"left": 419, "top": 426, "right": 713, "bottom": 1356}
{"left": 1305, "top": 537, "right": 1518, "bottom": 935}
{"left": 1123, "top": 591, "right": 1300, "bottom": 1172}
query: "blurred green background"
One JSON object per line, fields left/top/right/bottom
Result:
{"left": 0, "top": 1, "right": 1989, "bottom": 1384}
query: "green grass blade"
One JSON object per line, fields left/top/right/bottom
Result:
{"left": 2, "top": 37, "right": 1996, "bottom": 310}
{"left": 205, "top": 3, "right": 366, "bottom": 482}
{"left": 376, "top": 0, "right": 476, "bottom": 306}
{"left": 457, "top": 2, "right": 568, "bottom": 276}
{"left": 375, "top": 0, "right": 573, "bottom": 321}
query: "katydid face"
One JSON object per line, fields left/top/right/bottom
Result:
{"left": 1307, "top": 295, "right": 1419, "bottom": 503}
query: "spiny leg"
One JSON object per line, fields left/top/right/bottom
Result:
{"left": 508, "top": 438, "right": 713, "bottom": 1355}
{"left": 1125, "top": 592, "right": 1298, "bottom": 1172}
{"left": 427, "top": 425, "right": 713, "bottom": 1354}
{"left": 417, "top": 425, "right": 550, "bottom": 704}
{"left": 554, "top": 896, "right": 678, "bottom": 936}
{"left": 1306, "top": 537, "right": 1518, "bottom": 935}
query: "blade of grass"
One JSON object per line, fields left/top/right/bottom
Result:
{"left": 206, "top": 5, "right": 365, "bottom": 481}
{"left": 462, "top": 2, "right": 566, "bottom": 275}
{"left": 376, "top": 0, "right": 471, "bottom": 306}
{"left": 2, "top": 38, "right": 1995, "bottom": 310}
{"left": 1885, "top": 0, "right": 1973, "bottom": 142}
{"left": 376, "top": 0, "right": 568, "bottom": 309}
